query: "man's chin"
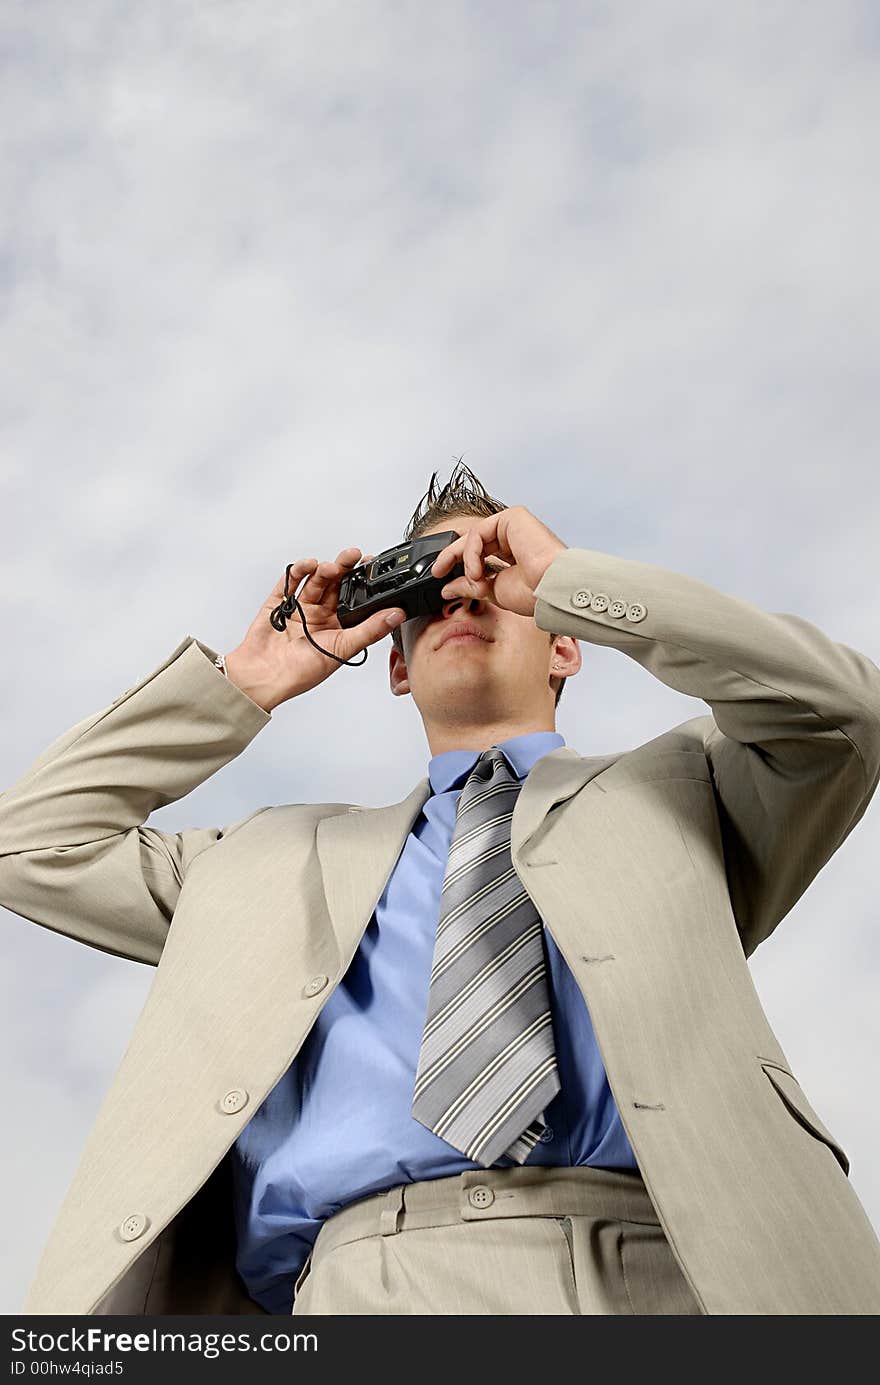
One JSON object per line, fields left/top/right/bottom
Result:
{"left": 415, "top": 667, "right": 489, "bottom": 693}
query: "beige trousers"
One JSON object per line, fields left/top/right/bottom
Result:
{"left": 290, "top": 1164, "right": 704, "bottom": 1315}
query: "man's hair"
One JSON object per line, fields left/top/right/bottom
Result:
{"left": 390, "top": 458, "right": 567, "bottom": 707}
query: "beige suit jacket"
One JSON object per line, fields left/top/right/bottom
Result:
{"left": 3, "top": 547, "right": 880, "bottom": 1316}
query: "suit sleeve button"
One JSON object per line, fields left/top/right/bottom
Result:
{"left": 303, "top": 974, "right": 329, "bottom": 997}
{"left": 571, "top": 588, "right": 593, "bottom": 608}
{"left": 626, "top": 602, "right": 647, "bottom": 622}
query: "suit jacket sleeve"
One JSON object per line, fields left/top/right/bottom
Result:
{"left": 533, "top": 547, "right": 880, "bottom": 957}
{"left": 0, "top": 635, "right": 271, "bottom": 967}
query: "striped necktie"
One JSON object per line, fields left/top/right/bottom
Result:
{"left": 411, "top": 745, "right": 561, "bottom": 1167}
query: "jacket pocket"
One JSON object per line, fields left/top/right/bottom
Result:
{"left": 759, "top": 1059, "right": 850, "bottom": 1176}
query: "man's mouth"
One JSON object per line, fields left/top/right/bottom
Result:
{"left": 436, "top": 622, "right": 493, "bottom": 649}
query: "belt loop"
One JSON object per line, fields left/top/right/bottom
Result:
{"left": 380, "top": 1184, "right": 405, "bottom": 1236}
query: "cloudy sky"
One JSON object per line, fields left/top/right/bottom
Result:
{"left": 2, "top": 1, "right": 879, "bottom": 1314}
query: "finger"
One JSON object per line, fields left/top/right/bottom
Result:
{"left": 440, "top": 574, "right": 491, "bottom": 601}
{"left": 463, "top": 527, "right": 485, "bottom": 580}
{"left": 429, "top": 526, "right": 473, "bottom": 577}
{"left": 297, "top": 559, "right": 339, "bottom": 608}
{"left": 300, "top": 547, "right": 364, "bottom": 607}
{"left": 440, "top": 554, "right": 510, "bottom": 600}
{"left": 339, "top": 606, "right": 406, "bottom": 658}
{"left": 445, "top": 525, "right": 491, "bottom": 584}
{"left": 267, "top": 558, "right": 318, "bottom": 602}
{"left": 318, "top": 549, "right": 373, "bottom": 609}
{"left": 463, "top": 517, "right": 513, "bottom": 576}
{"left": 432, "top": 516, "right": 506, "bottom": 578}
{"left": 430, "top": 537, "right": 464, "bottom": 577}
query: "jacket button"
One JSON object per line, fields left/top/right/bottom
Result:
{"left": 590, "top": 593, "right": 609, "bottom": 612}
{"left": 626, "top": 602, "right": 647, "bottom": 623}
{"left": 119, "top": 1213, "right": 149, "bottom": 1242}
{"left": 571, "top": 588, "right": 593, "bottom": 609}
{"left": 303, "top": 974, "right": 329, "bottom": 998}
{"left": 468, "top": 1185, "right": 495, "bottom": 1208}
{"left": 218, "top": 1088, "right": 249, "bottom": 1115}
{"left": 609, "top": 599, "right": 626, "bottom": 618}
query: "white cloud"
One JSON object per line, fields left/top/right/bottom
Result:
{"left": 2, "top": 0, "right": 879, "bottom": 1314}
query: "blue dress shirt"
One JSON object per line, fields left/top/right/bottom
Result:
{"left": 231, "top": 731, "right": 638, "bottom": 1313}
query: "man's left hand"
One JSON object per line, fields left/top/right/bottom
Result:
{"left": 430, "top": 506, "right": 568, "bottom": 619}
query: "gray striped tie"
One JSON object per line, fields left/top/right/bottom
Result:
{"left": 411, "top": 745, "right": 561, "bottom": 1167}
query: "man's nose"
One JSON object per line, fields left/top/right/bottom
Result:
{"left": 442, "top": 592, "right": 489, "bottom": 616}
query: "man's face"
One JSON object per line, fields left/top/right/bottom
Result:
{"left": 387, "top": 513, "right": 573, "bottom": 721}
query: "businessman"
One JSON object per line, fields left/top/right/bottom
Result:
{"left": 4, "top": 466, "right": 880, "bottom": 1315}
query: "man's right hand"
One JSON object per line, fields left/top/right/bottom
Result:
{"left": 223, "top": 549, "right": 406, "bottom": 712}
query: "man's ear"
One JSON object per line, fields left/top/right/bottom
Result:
{"left": 389, "top": 642, "right": 411, "bottom": 697}
{"left": 550, "top": 635, "right": 582, "bottom": 677}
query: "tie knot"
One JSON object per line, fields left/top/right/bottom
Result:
{"left": 479, "top": 745, "right": 508, "bottom": 771}
{"left": 466, "top": 745, "right": 515, "bottom": 789}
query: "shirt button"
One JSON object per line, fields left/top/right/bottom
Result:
{"left": 303, "top": 974, "right": 329, "bottom": 998}
{"left": 468, "top": 1185, "right": 495, "bottom": 1208}
{"left": 539, "top": 1126, "right": 555, "bottom": 1143}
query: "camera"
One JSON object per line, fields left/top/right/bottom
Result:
{"left": 336, "top": 530, "right": 466, "bottom": 628}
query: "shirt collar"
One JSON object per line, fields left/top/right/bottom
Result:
{"left": 427, "top": 730, "right": 566, "bottom": 795}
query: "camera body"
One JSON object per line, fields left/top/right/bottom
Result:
{"left": 336, "top": 530, "right": 465, "bottom": 628}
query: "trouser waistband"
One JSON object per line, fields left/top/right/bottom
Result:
{"left": 312, "top": 1164, "right": 660, "bottom": 1261}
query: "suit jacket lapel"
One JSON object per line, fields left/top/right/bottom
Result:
{"left": 316, "top": 777, "right": 431, "bottom": 966}
{"left": 510, "top": 746, "right": 617, "bottom": 857}
{"left": 317, "top": 747, "right": 617, "bottom": 967}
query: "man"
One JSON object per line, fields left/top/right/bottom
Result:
{"left": 4, "top": 465, "right": 880, "bottom": 1315}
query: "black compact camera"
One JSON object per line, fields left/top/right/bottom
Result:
{"left": 336, "top": 530, "right": 466, "bottom": 628}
